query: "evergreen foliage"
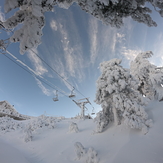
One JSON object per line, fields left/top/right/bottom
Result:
{"left": 2, "top": 0, "right": 163, "bottom": 53}
{"left": 95, "top": 58, "right": 153, "bottom": 134}
{"left": 130, "top": 51, "right": 163, "bottom": 101}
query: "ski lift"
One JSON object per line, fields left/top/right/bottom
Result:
{"left": 69, "top": 87, "right": 75, "bottom": 98}
{"left": 53, "top": 90, "right": 59, "bottom": 102}
{"left": 91, "top": 107, "right": 95, "bottom": 115}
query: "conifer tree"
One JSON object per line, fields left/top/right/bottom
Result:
{"left": 95, "top": 58, "right": 152, "bottom": 134}
{"left": 130, "top": 51, "right": 163, "bottom": 101}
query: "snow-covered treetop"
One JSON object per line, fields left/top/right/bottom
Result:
{"left": 130, "top": 51, "right": 163, "bottom": 100}
{"left": 131, "top": 51, "right": 156, "bottom": 77}
{"left": 100, "top": 58, "right": 122, "bottom": 71}
{"left": 134, "top": 51, "right": 153, "bottom": 63}
{"left": 0, "top": 100, "right": 18, "bottom": 113}
{"left": 4, "top": 0, "right": 55, "bottom": 16}
{"left": 95, "top": 58, "right": 152, "bottom": 134}
{"left": 0, "top": 100, "right": 31, "bottom": 120}
{"left": 95, "top": 58, "right": 138, "bottom": 105}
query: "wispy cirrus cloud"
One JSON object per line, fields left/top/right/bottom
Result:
{"left": 27, "top": 49, "right": 48, "bottom": 76}
{"left": 6, "top": 50, "right": 52, "bottom": 96}
{"left": 42, "top": 14, "right": 86, "bottom": 92}
{"left": 35, "top": 78, "right": 51, "bottom": 96}
{"left": 0, "top": 7, "right": 5, "bottom": 21}
{"left": 52, "top": 57, "right": 73, "bottom": 91}
{"left": 88, "top": 16, "right": 123, "bottom": 64}
{"left": 151, "top": 32, "right": 163, "bottom": 66}
{"left": 89, "top": 18, "right": 98, "bottom": 64}
{"left": 50, "top": 19, "right": 58, "bottom": 31}
{"left": 59, "top": 23, "right": 76, "bottom": 77}
{"left": 50, "top": 12, "right": 85, "bottom": 85}
{"left": 6, "top": 50, "right": 43, "bottom": 77}
{"left": 121, "top": 47, "right": 142, "bottom": 61}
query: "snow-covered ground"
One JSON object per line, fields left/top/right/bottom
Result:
{"left": 0, "top": 100, "right": 163, "bottom": 163}
{"left": 0, "top": 101, "right": 31, "bottom": 120}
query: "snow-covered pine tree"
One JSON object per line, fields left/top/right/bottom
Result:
{"left": 2, "top": 0, "right": 163, "bottom": 54}
{"left": 130, "top": 51, "right": 163, "bottom": 101}
{"left": 69, "top": 122, "right": 79, "bottom": 133}
{"left": 74, "top": 142, "right": 99, "bottom": 163}
{"left": 24, "top": 123, "right": 33, "bottom": 142}
{"left": 95, "top": 58, "right": 152, "bottom": 134}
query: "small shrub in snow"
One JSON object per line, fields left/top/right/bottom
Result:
{"left": 24, "top": 124, "right": 33, "bottom": 142}
{"left": 0, "top": 116, "right": 23, "bottom": 133}
{"left": 29, "top": 115, "right": 56, "bottom": 131}
{"left": 86, "top": 147, "right": 99, "bottom": 163}
{"left": 0, "top": 115, "right": 58, "bottom": 143}
{"left": 94, "top": 111, "right": 109, "bottom": 133}
{"left": 22, "top": 115, "right": 56, "bottom": 142}
{"left": 75, "top": 142, "right": 86, "bottom": 160}
{"left": 74, "top": 142, "right": 99, "bottom": 163}
{"left": 69, "top": 122, "right": 79, "bottom": 133}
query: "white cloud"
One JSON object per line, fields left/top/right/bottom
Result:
{"left": 151, "top": 32, "right": 163, "bottom": 67}
{"left": 27, "top": 49, "right": 48, "bottom": 76}
{"left": 56, "top": 21, "right": 85, "bottom": 84}
{"left": 50, "top": 19, "right": 57, "bottom": 31}
{"left": 35, "top": 78, "right": 51, "bottom": 96}
{"left": 6, "top": 50, "right": 52, "bottom": 96}
{"left": 6, "top": 50, "right": 42, "bottom": 77}
{"left": 116, "top": 33, "right": 125, "bottom": 42}
{"left": 0, "top": 7, "right": 5, "bottom": 21}
{"left": 59, "top": 23, "right": 76, "bottom": 77}
{"left": 53, "top": 57, "right": 73, "bottom": 91}
{"left": 121, "top": 47, "right": 142, "bottom": 62}
{"left": 89, "top": 18, "right": 98, "bottom": 64}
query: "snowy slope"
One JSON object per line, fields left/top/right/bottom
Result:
{"left": 0, "top": 100, "right": 163, "bottom": 163}
{"left": 0, "top": 101, "right": 31, "bottom": 120}
{"left": 0, "top": 139, "right": 30, "bottom": 163}
{"left": 0, "top": 101, "right": 19, "bottom": 115}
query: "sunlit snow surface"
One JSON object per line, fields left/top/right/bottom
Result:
{"left": 0, "top": 100, "right": 163, "bottom": 163}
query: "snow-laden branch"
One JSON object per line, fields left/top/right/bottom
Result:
{"left": 95, "top": 58, "right": 153, "bottom": 134}
{"left": 2, "top": 0, "right": 163, "bottom": 54}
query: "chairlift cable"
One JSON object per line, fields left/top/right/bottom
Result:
{"left": 5, "top": 50, "right": 68, "bottom": 96}
{"left": 29, "top": 49, "right": 74, "bottom": 88}
{"left": 4, "top": 49, "right": 96, "bottom": 112}
{"left": 3, "top": 52, "right": 69, "bottom": 98}
{"left": 29, "top": 49, "right": 87, "bottom": 98}
{"left": 3, "top": 54, "right": 57, "bottom": 91}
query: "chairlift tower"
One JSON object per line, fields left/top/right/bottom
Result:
{"left": 72, "top": 98, "right": 90, "bottom": 119}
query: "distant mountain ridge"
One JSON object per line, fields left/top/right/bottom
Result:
{"left": 0, "top": 101, "right": 31, "bottom": 120}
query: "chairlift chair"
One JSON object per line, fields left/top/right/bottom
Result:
{"left": 53, "top": 90, "right": 59, "bottom": 102}
{"left": 69, "top": 87, "right": 75, "bottom": 98}
{"left": 91, "top": 107, "right": 95, "bottom": 115}
{"left": 53, "top": 97, "right": 58, "bottom": 102}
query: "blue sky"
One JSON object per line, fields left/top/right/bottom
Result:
{"left": 0, "top": 2, "right": 163, "bottom": 117}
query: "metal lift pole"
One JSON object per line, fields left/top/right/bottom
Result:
{"left": 72, "top": 98, "right": 90, "bottom": 119}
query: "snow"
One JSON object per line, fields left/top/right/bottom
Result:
{"left": 0, "top": 100, "right": 163, "bottom": 163}
{"left": 0, "top": 138, "right": 30, "bottom": 163}
{"left": 95, "top": 58, "right": 151, "bottom": 134}
{"left": 130, "top": 51, "right": 163, "bottom": 101}
{"left": 0, "top": 100, "right": 31, "bottom": 120}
